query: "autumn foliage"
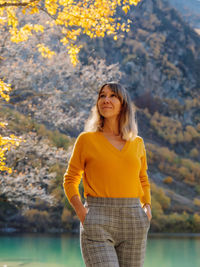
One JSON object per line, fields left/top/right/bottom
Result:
{"left": 0, "top": 0, "right": 142, "bottom": 172}
{"left": 0, "top": 80, "right": 22, "bottom": 173}
{"left": 0, "top": 0, "right": 141, "bottom": 65}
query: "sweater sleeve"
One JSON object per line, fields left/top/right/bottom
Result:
{"left": 139, "top": 138, "right": 151, "bottom": 207}
{"left": 63, "top": 133, "right": 85, "bottom": 203}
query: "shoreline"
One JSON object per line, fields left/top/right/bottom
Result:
{"left": 0, "top": 230, "right": 200, "bottom": 238}
{"left": 149, "top": 232, "right": 200, "bottom": 238}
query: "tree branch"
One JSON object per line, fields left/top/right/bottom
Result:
{"left": 0, "top": 0, "right": 38, "bottom": 8}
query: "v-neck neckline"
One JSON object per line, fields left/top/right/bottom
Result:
{"left": 97, "top": 131, "right": 130, "bottom": 155}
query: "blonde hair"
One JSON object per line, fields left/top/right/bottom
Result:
{"left": 84, "top": 82, "right": 138, "bottom": 141}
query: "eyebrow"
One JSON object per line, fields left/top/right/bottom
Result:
{"left": 100, "top": 90, "right": 116, "bottom": 94}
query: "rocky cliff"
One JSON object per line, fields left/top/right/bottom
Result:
{"left": 168, "top": 0, "right": 200, "bottom": 29}
{"left": 0, "top": 0, "right": 200, "bottom": 233}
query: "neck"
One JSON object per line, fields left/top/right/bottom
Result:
{"left": 103, "top": 118, "right": 120, "bottom": 136}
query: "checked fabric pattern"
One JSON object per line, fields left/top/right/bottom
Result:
{"left": 80, "top": 197, "right": 150, "bottom": 267}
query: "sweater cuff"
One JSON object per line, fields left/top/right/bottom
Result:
{"left": 142, "top": 203, "right": 151, "bottom": 209}
{"left": 140, "top": 187, "right": 151, "bottom": 208}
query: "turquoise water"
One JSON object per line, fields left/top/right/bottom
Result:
{"left": 0, "top": 233, "right": 200, "bottom": 267}
{"left": 145, "top": 234, "right": 200, "bottom": 267}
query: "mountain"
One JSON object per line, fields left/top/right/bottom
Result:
{"left": 0, "top": 0, "right": 200, "bottom": 233}
{"left": 168, "top": 0, "right": 200, "bottom": 29}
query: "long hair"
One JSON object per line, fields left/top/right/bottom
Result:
{"left": 84, "top": 82, "right": 138, "bottom": 141}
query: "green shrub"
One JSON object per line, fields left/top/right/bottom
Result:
{"left": 151, "top": 195, "right": 164, "bottom": 219}
{"left": 0, "top": 106, "right": 71, "bottom": 150}
{"left": 151, "top": 182, "right": 171, "bottom": 210}
{"left": 49, "top": 163, "right": 67, "bottom": 205}
{"left": 163, "top": 176, "right": 173, "bottom": 184}
{"left": 23, "top": 209, "right": 50, "bottom": 232}
{"left": 193, "top": 198, "right": 200, "bottom": 207}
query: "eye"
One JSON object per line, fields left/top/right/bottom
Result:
{"left": 99, "top": 94, "right": 105, "bottom": 98}
{"left": 111, "top": 94, "right": 116, "bottom": 97}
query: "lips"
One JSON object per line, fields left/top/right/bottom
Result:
{"left": 102, "top": 106, "right": 112, "bottom": 109}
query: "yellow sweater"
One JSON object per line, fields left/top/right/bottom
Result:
{"left": 63, "top": 131, "right": 151, "bottom": 207}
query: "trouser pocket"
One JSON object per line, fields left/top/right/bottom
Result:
{"left": 82, "top": 203, "right": 90, "bottom": 227}
{"left": 140, "top": 206, "right": 150, "bottom": 226}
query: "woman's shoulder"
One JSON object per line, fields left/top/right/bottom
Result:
{"left": 77, "top": 131, "right": 99, "bottom": 141}
{"left": 133, "top": 135, "right": 145, "bottom": 145}
{"left": 137, "top": 135, "right": 144, "bottom": 140}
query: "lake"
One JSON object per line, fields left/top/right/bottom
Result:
{"left": 0, "top": 233, "right": 200, "bottom": 267}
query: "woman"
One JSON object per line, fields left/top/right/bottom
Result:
{"left": 63, "top": 82, "right": 152, "bottom": 267}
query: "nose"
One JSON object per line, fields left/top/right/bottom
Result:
{"left": 103, "top": 96, "right": 110, "bottom": 103}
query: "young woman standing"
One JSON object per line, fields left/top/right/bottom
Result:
{"left": 63, "top": 82, "right": 152, "bottom": 267}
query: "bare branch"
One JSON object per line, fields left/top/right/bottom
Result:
{"left": 0, "top": 0, "right": 38, "bottom": 8}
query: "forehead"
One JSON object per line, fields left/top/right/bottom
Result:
{"left": 100, "top": 85, "right": 115, "bottom": 94}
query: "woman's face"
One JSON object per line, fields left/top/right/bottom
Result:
{"left": 97, "top": 85, "right": 121, "bottom": 120}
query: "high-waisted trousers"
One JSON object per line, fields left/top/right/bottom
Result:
{"left": 80, "top": 196, "right": 150, "bottom": 267}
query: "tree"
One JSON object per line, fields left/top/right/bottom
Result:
{"left": 0, "top": 0, "right": 141, "bottom": 65}
{"left": 0, "top": 79, "right": 21, "bottom": 173}
{"left": 0, "top": 0, "right": 141, "bottom": 172}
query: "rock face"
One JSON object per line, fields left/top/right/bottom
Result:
{"left": 1, "top": 54, "right": 122, "bottom": 137}
{"left": 1, "top": 0, "right": 199, "bottom": 135}
{"left": 83, "top": 0, "right": 200, "bottom": 102}
{"left": 0, "top": 131, "right": 69, "bottom": 232}
{"left": 1, "top": 133, "right": 66, "bottom": 206}
{"left": 168, "top": 0, "right": 200, "bottom": 28}
{"left": 0, "top": 0, "right": 200, "bottom": 232}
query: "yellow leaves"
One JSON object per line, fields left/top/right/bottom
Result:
{"left": 59, "top": 0, "right": 74, "bottom": 6}
{"left": 0, "top": 7, "right": 6, "bottom": 25}
{"left": 37, "top": 44, "right": 55, "bottom": 58}
{"left": 129, "top": 0, "right": 141, "bottom": 6}
{"left": 45, "top": 0, "right": 58, "bottom": 15}
{"left": 33, "top": 24, "right": 44, "bottom": 33}
{"left": 96, "top": 30, "right": 102, "bottom": 37}
{"left": 0, "top": 79, "right": 11, "bottom": 102}
{"left": 22, "top": 8, "right": 26, "bottom": 15}
{"left": 0, "top": 134, "right": 22, "bottom": 174}
{"left": 0, "top": 122, "right": 7, "bottom": 128}
{"left": 61, "top": 28, "right": 81, "bottom": 44}
{"left": 29, "top": 6, "right": 40, "bottom": 14}
{"left": 21, "top": 0, "right": 40, "bottom": 15}
{"left": 107, "top": 30, "right": 115, "bottom": 35}
{"left": 60, "top": 36, "right": 69, "bottom": 45}
{"left": 1, "top": 0, "right": 142, "bottom": 65}
{"left": 67, "top": 44, "right": 82, "bottom": 66}
{"left": 122, "top": 5, "right": 130, "bottom": 14}
{"left": 0, "top": 7, "right": 4, "bottom": 15}
{"left": 7, "top": 6, "right": 18, "bottom": 27}
{"left": 10, "top": 24, "right": 32, "bottom": 43}
{"left": 0, "top": 166, "right": 12, "bottom": 174}
{"left": 22, "top": 6, "right": 40, "bottom": 15}
{"left": 10, "top": 23, "right": 44, "bottom": 43}
{"left": 0, "top": 79, "right": 24, "bottom": 174}
{"left": 120, "top": 22, "right": 126, "bottom": 31}
{"left": 55, "top": 17, "right": 64, "bottom": 25}
{"left": 0, "top": 135, "right": 21, "bottom": 147}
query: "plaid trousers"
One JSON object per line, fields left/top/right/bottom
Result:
{"left": 80, "top": 196, "right": 150, "bottom": 267}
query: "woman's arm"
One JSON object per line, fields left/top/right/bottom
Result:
{"left": 70, "top": 195, "right": 87, "bottom": 225}
{"left": 63, "top": 133, "right": 85, "bottom": 202}
{"left": 143, "top": 203, "right": 152, "bottom": 221}
{"left": 140, "top": 138, "right": 152, "bottom": 221}
{"left": 139, "top": 140, "right": 151, "bottom": 207}
{"left": 63, "top": 133, "right": 87, "bottom": 224}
